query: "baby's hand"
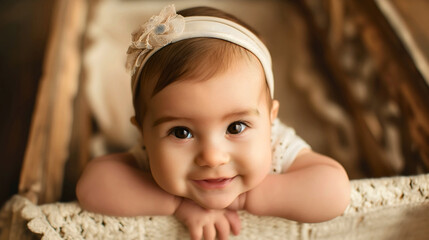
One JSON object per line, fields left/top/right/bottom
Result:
{"left": 174, "top": 198, "right": 241, "bottom": 240}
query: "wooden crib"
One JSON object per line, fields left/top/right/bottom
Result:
{"left": 1, "top": 0, "right": 428, "bottom": 239}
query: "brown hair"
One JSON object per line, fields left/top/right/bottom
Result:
{"left": 133, "top": 7, "right": 267, "bottom": 126}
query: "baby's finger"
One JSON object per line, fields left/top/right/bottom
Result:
{"left": 224, "top": 210, "right": 241, "bottom": 236}
{"left": 188, "top": 225, "right": 203, "bottom": 240}
{"left": 214, "top": 218, "right": 230, "bottom": 240}
{"left": 203, "top": 224, "right": 216, "bottom": 240}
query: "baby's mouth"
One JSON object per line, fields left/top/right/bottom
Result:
{"left": 193, "top": 177, "right": 236, "bottom": 190}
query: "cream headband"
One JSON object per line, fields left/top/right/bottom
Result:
{"left": 126, "top": 5, "right": 274, "bottom": 97}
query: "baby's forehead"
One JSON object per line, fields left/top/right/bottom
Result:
{"left": 147, "top": 58, "right": 269, "bottom": 115}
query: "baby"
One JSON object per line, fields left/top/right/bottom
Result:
{"left": 76, "top": 5, "right": 350, "bottom": 240}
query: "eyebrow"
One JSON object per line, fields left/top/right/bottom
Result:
{"left": 152, "top": 116, "right": 189, "bottom": 127}
{"left": 152, "top": 108, "right": 260, "bottom": 128}
{"left": 222, "top": 108, "right": 260, "bottom": 121}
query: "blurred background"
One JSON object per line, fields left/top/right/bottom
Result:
{"left": 0, "top": 0, "right": 428, "bottom": 208}
{"left": 0, "top": 0, "right": 55, "bottom": 207}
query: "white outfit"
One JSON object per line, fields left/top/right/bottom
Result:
{"left": 129, "top": 118, "right": 310, "bottom": 174}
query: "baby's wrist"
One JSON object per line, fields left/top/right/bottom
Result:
{"left": 238, "top": 192, "right": 247, "bottom": 210}
{"left": 173, "top": 196, "right": 185, "bottom": 214}
{"left": 227, "top": 192, "right": 247, "bottom": 211}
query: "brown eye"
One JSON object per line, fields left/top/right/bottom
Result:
{"left": 170, "top": 127, "right": 192, "bottom": 139}
{"left": 227, "top": 122, "right": 247, "bottom": 135}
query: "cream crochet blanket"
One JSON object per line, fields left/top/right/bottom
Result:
{"left": 1, "top": 174, "right": 428, "bottom": 240}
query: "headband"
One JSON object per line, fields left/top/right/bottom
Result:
{"left": 126, "top": 5, "right": 274, "bottom": 97}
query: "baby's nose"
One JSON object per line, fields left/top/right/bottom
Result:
{"left": 195, "top": 146, "right": 230, "bottom": 167}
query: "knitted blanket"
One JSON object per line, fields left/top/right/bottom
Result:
{"left": 1, "top": 174, "right": 428, "bottom": 240}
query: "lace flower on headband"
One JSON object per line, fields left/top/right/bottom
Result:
{"left": 126, "top": 5, "right": 185, "bottom": 74}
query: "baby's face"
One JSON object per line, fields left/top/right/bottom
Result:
{"left": 141, "top": 57, "right": 278, "bottom": 209}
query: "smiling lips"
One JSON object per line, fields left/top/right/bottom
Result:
{"left": 193, "top": 177, "right": 236, "bottom": 189}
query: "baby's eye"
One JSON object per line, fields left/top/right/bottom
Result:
{"left": 169, "top": 127, "right": 192, "bottom": 139}
{"left": 226, "top": 121, "right": 247, "bottom": 135}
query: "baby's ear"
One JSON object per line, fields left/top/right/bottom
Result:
{"left": 130, "top": 116, "right": 142, "bottom": 132}
{"left": 270, "top": 100, "right": 279, "bottom": 122}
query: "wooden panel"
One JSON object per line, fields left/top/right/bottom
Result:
{"left": 0, "top": 0, "right": 54, "bottom": 208}
{"left": 61, "top": 74, "right": 92, "bottom": 202}
{"left": 390, "top": 0, "right": 429, "bottom": 82}
{"left": 18, "top": 0, "right": 88, "bottom": 204}
{"left": 352, "top": 0, "right": 429, "bottom": 171}
{"left": 298, "top": 0, "right": 429, "bottom": 176}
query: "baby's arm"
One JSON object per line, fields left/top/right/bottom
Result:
{"left": 76, "top": 152, "right": 181, "bottom": 216}
{"left": 242, "top": 149, "right": 350, "bottom": 223}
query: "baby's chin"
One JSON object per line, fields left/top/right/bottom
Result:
{"left": 197, "top": 201, "right": 231, "bottom": 210}
{"left": 192, "top": 194, "right": 238, "bottom": 210}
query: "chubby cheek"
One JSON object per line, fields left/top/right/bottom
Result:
{"left": 147, "top": 143, "right": 191, "bottom": 196}
{"left": 238, "top": 133, "right": 272, "bottom": 190}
